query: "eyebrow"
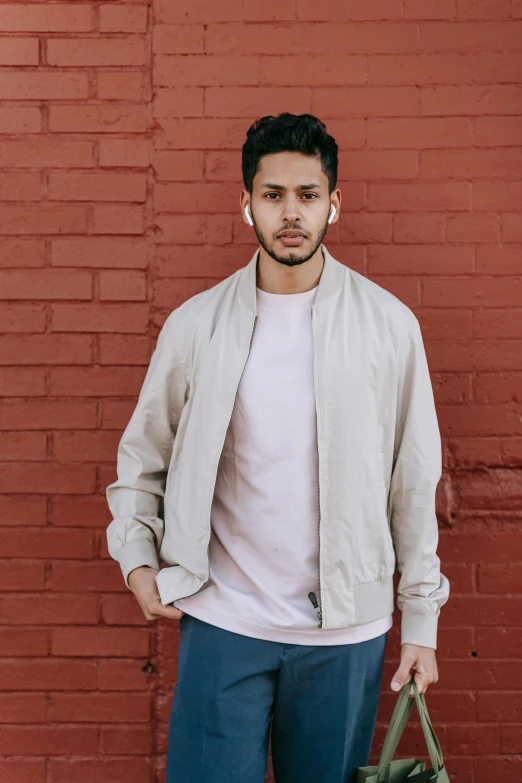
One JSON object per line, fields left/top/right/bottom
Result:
{"left": 260, "top": 183, "right": 321, "bottom": 191}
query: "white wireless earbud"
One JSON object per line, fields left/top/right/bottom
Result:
{"left": 328, "top": 205, "right": 336, "bottom": 225}
{"left": 245, "top": 205, "right": 254, "bottom": 226}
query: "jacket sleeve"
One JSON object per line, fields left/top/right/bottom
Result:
{"left": 105, "top": 314, "right": 188, "bottom": 589}
{"left": 389, "top": 315, "right": 450, "bottom": 650}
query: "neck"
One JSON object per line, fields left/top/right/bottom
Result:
{"left": 256, "top": 245, "right": 324, "bottom": 294}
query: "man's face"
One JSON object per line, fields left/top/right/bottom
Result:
{"left": 244, "top": 152, "right": 339, "bottom": 269}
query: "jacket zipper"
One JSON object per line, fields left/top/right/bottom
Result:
{"left": 308, "top": 306, "right": 323, "bottom": 628}
{"left": 204, "top": 314, "right": 258, "bottom": 584}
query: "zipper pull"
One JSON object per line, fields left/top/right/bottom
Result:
{"left": 308, "top": 591, "right": 323, "bottom": 626}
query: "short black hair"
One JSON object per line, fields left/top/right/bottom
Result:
{"left": 242, "top": 113, "right": 338, "bottom": 195}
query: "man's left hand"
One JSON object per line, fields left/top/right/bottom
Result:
{"left": 390, "top": 643, "right": 439, "bottom": 697}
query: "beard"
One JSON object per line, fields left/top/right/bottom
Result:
{"left": 252, "top": 219, "right": 330, "bottom": 268}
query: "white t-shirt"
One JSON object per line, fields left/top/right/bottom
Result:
{"left": 173, "top": 282, "right": 393, "bottom": 644}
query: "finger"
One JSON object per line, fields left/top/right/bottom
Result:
{"left": 150, "top": 603, "right": 184, "bottom": 620}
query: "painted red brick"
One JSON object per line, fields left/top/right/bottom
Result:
{"left": 1, "top": 3, "right": 520, "bottom": 781}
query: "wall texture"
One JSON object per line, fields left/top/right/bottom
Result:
{"left": 1, "top": 1, "right": 522, "bottom": 781}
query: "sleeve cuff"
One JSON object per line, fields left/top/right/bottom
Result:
{"left": 401, "top": 610, "right": 439, "bottom": 649}
{"left": 118, "top": 540, "right": 160, "bottom": 588}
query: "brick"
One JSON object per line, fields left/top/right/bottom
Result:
{"left": 0, "top": 694, "right": 46, "bottom": 723}
{"left": 51, "top": 303, "right": 149, "bottom": 333}
{"left": 0, "top": 760, "right": 45, "bottom": 783}
{"left": 0, "top": 205, "right": 88, "bottom": 235}
{"left": 48, "top": 758, "right": 153, "bottom": 783}
{"left": 98, "top": 661, "right": 152, "bottom": 691}
{"left": 0, "top": 172, "right": 40, "bottom": 201}
{"left": 51, "top": 239, "right": 147, "bottom": 269}
{"left": 0, "top": 660, "right": 96, "bottom": 690}
{"left": 503, "top": 213, "right": 522, "bottom": 242}
{"left": 0, "top": 726, "right": 98, "bottom": 755}
{"left": 369, "top": 54, "right": 473, "bottom": 84}
{"left": 0, "top": 72, "right": 88, "bottom": 100}
{"left": 479, "top": 564, "right": 522, "bottom": 593}
{"left": 206, "top": 22, "right": 419, "bottom": 55}
{"left": 99, "top": 271, "right": 147, "bottom": 300}
{"left": 0, "top": 529, "right": 93, "bottom": 560}
{"left": 0, "top": 335, "right": 92, "bottom": 366}
{"left": 0, "top": 140, "right": 93, "bottom": 168}
{"left": 0, "top": 627, "right": 47, "bottom": 655}
{"left": 0, "top": 106, "right": 41, "bottom": 133}
{"left": 100, "top": 725, "right": 152, "bottom": 754}
{"left": 98, "top": 139, "right": 149, "bottom": 167}
{"left": 0, "top": 463, "right": 95, "bottom": 494}
{"left": 368, "top": 182, "right": 470, "bottom": 210}
{"left": 49, "top": 105, "right": 147, "bottom": 133}
{"left": 314, "top": 86, "right": 419, "bottom": 117}
{"left": 0, "top": 560, "right": 45, "bottom": 591}
{"left": 368, "top": 245, "right": 473, "bottom": 275}
{"left": 243, "top": 0, "right": 295, "bottom": 21}
{"left": 0, "top": 497, "right": 46, "bottom": 526}
{"left": 153, "top": 86, "right": 204, "bottom": 117}
{"left": 156, "top": 0, "right": 241, "bottom": 23}
{"left": 261, "top": 54, "right": 365, "bottom": 85}
{"left": 48, "top": 172, "right": 146, "bottom": 202}
{"left": 296, "top": 0, "right": 402, "bottom": 20}
{"left": 403, "top": 0, "right": 456, "bottom": 18}
{"left": 456, "top": 469, "right": 522, "bottom": 511}
{"left": 92, "top": 204, "right": 145, "bottom": 234}
{"left": 0, "top": 270, "right": 92, "bottom": 300}
{"left": 98, "top": 333, "right": 150, "bottom": 365}
{"left": 475, "top": 370, "right": 522, "bottom": 402}
{"left": 445, "top": 213, "right": 500, "bottom": 242}
{"left": 422, "top": 276, "right": 522, "bottom": 307}
{"left": 96, "top": 71, "right": 144, "bottom": 100}
{"left": 51, "top": 496, "right": 112, "bottom": 528}
{"left": 51, "top": 367, "right": 145, "bottom": 397}
{"left": 152, "top": 24, "right": 204, "bottom": 54}
{"left": 53, "top": 429, "right": 120, "bottom": 460}
{"left": 0, "top": 38, "right": 39, "bottom": 66}
{"left": 48, "top": 38, "right": 145, "bottom": 67}
{"left": 447, "top": 436, "right": 501, "bottom": 467}
{"left": 420, "top": 21, "right": 522, "bottom": 51}
{"left": 50, "top": 561, "right": 125, "bottom": 592}
{"left": 48, "top": 692, "right": 151, "bottom": 723}
{"left": 456, "top": 0, "right": 510, "bottom": 18}
{"left": 155, "top": 55, "right": 260, "bottom": 87}
{"left": 0, "top": 369, "right": 45, "bottom": 395}
{"left": 0, "top": 4, "right": 93, "bottom": 32}
{"left": 338, "top": 214, "right": 391, "bottom": 244}
{"left": 52, "top": 627, "right": 149, "bottom": 657}
{"left": 367, "top": 116, "right": 472, "bottom": 148}
{"left": 99, "top": 4, "right": 148, "bottom": 33}
{"left": 393, "top": 213, "right": 445, "bottom": 243}
{"left": 100, "top": 594, "right": 149, "bottom": 626}
{"left": 152, "top": 150, "right": 204, "bottom": 180}
{"left": 475, "top": 117, "right": 522, "bottom": 147}
{"left": 421, "top": 85, "right": 522, "bottom": 116}
{"left": 476, "top": 245, "right": 522, "bottom": 275}
{"left": 0, "top": 240, "right": 46, "bottom": 269}
{"left": 0, "top": 400, "right": 96, "bottom": 430}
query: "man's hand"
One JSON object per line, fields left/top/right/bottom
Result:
{"left": 390, "top": 643, "right": 439, "bottom": 698}
{"left": 128, "top": 566, "right": 185, "bottom": 622}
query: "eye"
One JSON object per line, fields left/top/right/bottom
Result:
{"left": 264, "top": 193, "right": 318, "bottom": 200}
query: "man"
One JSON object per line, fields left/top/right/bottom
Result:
{"left": 106, "top": 112, "right": 450, "bottom": 783}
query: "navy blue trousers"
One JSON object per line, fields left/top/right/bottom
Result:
{"left": 166, "top": 613, "right": 388, "bottom": 783}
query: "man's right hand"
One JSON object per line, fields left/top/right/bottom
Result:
{"left": 128, "top": 566, "right": 185, "bottom": 622}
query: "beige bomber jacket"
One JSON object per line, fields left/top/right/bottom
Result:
{"left": 106, "top": 243, "right": 450, "bottom": 649}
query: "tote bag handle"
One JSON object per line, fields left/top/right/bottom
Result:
{"left": 375, "top": 678, "right": 444, "bottom": 782}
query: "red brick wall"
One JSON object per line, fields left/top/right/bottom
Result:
{"left": 1, "top": 1, "right": 521, "bottom": 781}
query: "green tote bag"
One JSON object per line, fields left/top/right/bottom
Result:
{"left": 357, "top": 678, "right": 450, "bottom": 783}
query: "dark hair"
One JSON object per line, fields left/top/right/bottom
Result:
{"left": 241, "top": 113, "right": 338, "bottom": 195}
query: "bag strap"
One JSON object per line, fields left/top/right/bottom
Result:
{"left": 375, "top": 678, "right": 444, "bottom": 782}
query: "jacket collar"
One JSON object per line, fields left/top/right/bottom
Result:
{"left": 238, "top": 243, "right": 345, "bottom": 315}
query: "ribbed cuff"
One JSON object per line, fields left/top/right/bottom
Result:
{"left": 401, "top": 610, "right": 439, "bottom": 649}
{"left": 118, "top": 540, "right": 160, "bottom": 588}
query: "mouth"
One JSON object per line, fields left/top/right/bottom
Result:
{"left": 278, "top": 231, "right": 306, "bottom": 247}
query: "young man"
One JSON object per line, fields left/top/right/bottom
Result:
{"left": 106, "top": 113, "right": 449, "bottom": 783}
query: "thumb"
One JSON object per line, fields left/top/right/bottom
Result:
{"left": 391, "top": 662, "right": 414, "bottom": 694}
